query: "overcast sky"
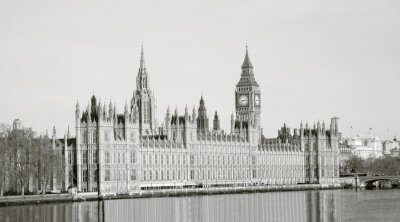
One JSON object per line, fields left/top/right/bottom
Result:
{"left": 0, "top": 0, "right": 399, "bottom": 139}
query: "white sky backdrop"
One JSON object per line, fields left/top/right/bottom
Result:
{"left": 0, "top": 0, "right": 399, "bottom": 139}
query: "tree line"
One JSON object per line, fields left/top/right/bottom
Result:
{"left": 342, "top": 155, "right": 400, "bottom": 176}
{"left": 0, "top": 123, "right": 64, "bottom": 196}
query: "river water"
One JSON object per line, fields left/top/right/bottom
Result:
{"left": 1, "top": 189, "right": 400, "bottom": 222}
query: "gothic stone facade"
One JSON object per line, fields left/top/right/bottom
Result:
{"left": 52, "top": 47, "right": 340, "bottom": 194}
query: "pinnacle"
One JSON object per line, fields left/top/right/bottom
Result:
{"left": 140, "top": 45, "right": 145, "bottom": 69}
{"left": 241, "top": 46, "right": 253, "bottom": 69}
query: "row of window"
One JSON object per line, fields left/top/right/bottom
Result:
{"left": 101, "top": 167, "right": 335, "bottom": 183}
{"left": 81, "top": 130, "right": 97, "bottom": 144}
{"left": 82, "top": 150, "right": 98, "bottom": 165}
{"left": 77, "top": 150, "right": 336, "bottom": 170}
{"left": 142, "top": 153, "right": 251, "bottom": 166}
{"left": 102, "top": 152, "right": 311, "bottom": 166}
{"left": 105, "top": 169, "right": 136, "bottom": 181}
{"left": 81, "top": 130, "right": 136, "bottom": 143}
{"left": 105, "top": 151, "right": 136, "bottom": 164}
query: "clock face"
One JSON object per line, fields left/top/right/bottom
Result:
{"left": 238, "top": 95, "right": 248, "bottom": 106}
{"left": 255, "top": 95, "right": 260, "bottom": 106}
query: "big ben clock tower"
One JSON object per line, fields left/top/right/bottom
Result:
{"left": 235, "top": 46, "right": 261, "bottom": 129}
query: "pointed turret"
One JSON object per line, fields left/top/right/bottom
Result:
{"left": 124, "top": 101, "right": 129, "bottom": 115}
{"left": 213, "top": 111, "right": 220, "bottom": 131}
{"left": 165, "top": 106, "right": 171, "bottom": 129}
{"left": 76, "top": 100, "right": 80, "bottom": 112}
{"left": 137, "top": 45, "right": 149, "bottom": 90}
{"left": 140, "top": 44, "right": 145, "bottom": 70}
{"left": 91, "top": 95, "right": 97, "bottom": 116}
{"left": 241, "top": 45, "right": 253, "bottom": 69}
{"left": 75, "top": 100, "right": 80, "bottom": 119}
{"left": 199, "top": 95, "right": 205, "bottom": 108}
{"left": 236, "top": 45, "right": 258, "bottom": 86}
{"left": 231, "top": 112, "right": 235, "bottom": 134}
{"left": 174, "top": 107, "right": 179, "bottom": 125}
{"left": 197, "top": 96, "right": 209, "bottom": 133}
{"left": 192, "top": 106, "right": 196, "bottom": 121}
{"left": 98, "top": 99, "right": 102, "bottom": 114}
{"left": 109, "top": 100, "right": 113, "bottom": 118}
{"left": 184, "top": 105, "right": 189, "bottom": 120}
{"left": 86, "top": 101, "right": 90, "bottom": 114}
{"left": 103, "top": 102, "right": 107, "bottom": 119}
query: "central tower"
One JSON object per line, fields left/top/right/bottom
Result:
{"left": 235, "top": 46, "right": 261, "bottom": 129}
{"left": 133, "top": 46, "right": 157, "bottom": 135}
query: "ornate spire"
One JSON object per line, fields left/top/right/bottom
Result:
{"left": 53, "top": 126, "right": 56, "bottom": 136}
{"left": 140, "top": 44, "right": 145, "bottom": 70}
{"left": 214, "top": 111, "right": 219, "bottom": 120}
{"left": 241, "top": 45, "right": 253, "bottom": 69}
{"left": 192, "top": 106, "right": 196, "bottom": 120}
{"left": 199, "top": 95, "right": 206, "bottom": 111}
{"left": 237, "top": 45, "right": 258, "bottom": 86}
{"left": 213, "top": 111, "right": 220, "bottom": 131}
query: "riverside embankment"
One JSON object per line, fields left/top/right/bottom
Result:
{"left": 0, "top": 183, "right": 341, "bottom": 207}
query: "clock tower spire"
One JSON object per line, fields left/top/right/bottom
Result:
{"left": 235, "top": 46, "right": 261, "bottom": 130}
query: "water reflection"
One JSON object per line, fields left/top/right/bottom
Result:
{"left": 102, "top": 191, "right": 340, "bottom": 222}
{"left": 3, "top": 190, "right": 400, "bottom": 222}
{"left": 0, "top": 201, "right": 100, "bottom": 222}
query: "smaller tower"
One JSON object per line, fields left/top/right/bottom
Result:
{"left": 90, "top": 95, "right": 97, "bottom": 120}
{"left": 196, "top": 96, "right": 209, "bottom": 133}
{"left": 192, "top": 106, "right": 196, "bottom": 121}
{"left": 165, "top": 107, "right": 171, "bottom": 139}
{"left": 213, "top": 111, "right": 220, "bottom": 131}
{"left": 184, "top": 105, "right": 189, "bottom": 120}
{"left": 75, "top": 101, "right": 80, "bottom": 122}
{"left": 231, "top": 112, "right": 235, "bottom": 134}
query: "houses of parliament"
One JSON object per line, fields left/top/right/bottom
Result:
{"left": 52, "top": 46, "right": 340, "bottom": 194}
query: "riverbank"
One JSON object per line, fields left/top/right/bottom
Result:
{"left": 0, "top": 183, "right": 341, "bottom": 207}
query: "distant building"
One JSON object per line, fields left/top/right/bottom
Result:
{"left": 52, "top": 47, "right": 341, "bottom": 194}
{"left": 343, "top": 135, "right": 383, "bottom": 159}
{"left": 12, "top": 119, "right": 22, "bottom": 130}
{"left": 338, "top": 140, "right": 354, "bottom": 174}
{"left": 382, "top": 138, "right": 399, "bottom": 156}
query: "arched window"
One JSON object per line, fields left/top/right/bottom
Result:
{"left": 92, "top": 130, "right": 97, "bottom": 143}
{"left": 143, "top": 101, "right": 150, "bottom": 124}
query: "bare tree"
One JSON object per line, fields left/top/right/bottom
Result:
{"left": 7, "top": 128, "right": 35, "bottom": 195}
{"left": 0, "top": 128, "right": 10, "bottom": 196}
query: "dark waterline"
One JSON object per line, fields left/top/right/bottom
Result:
{"left": 1, "top": 189, "right": 400, "bottom": 222}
